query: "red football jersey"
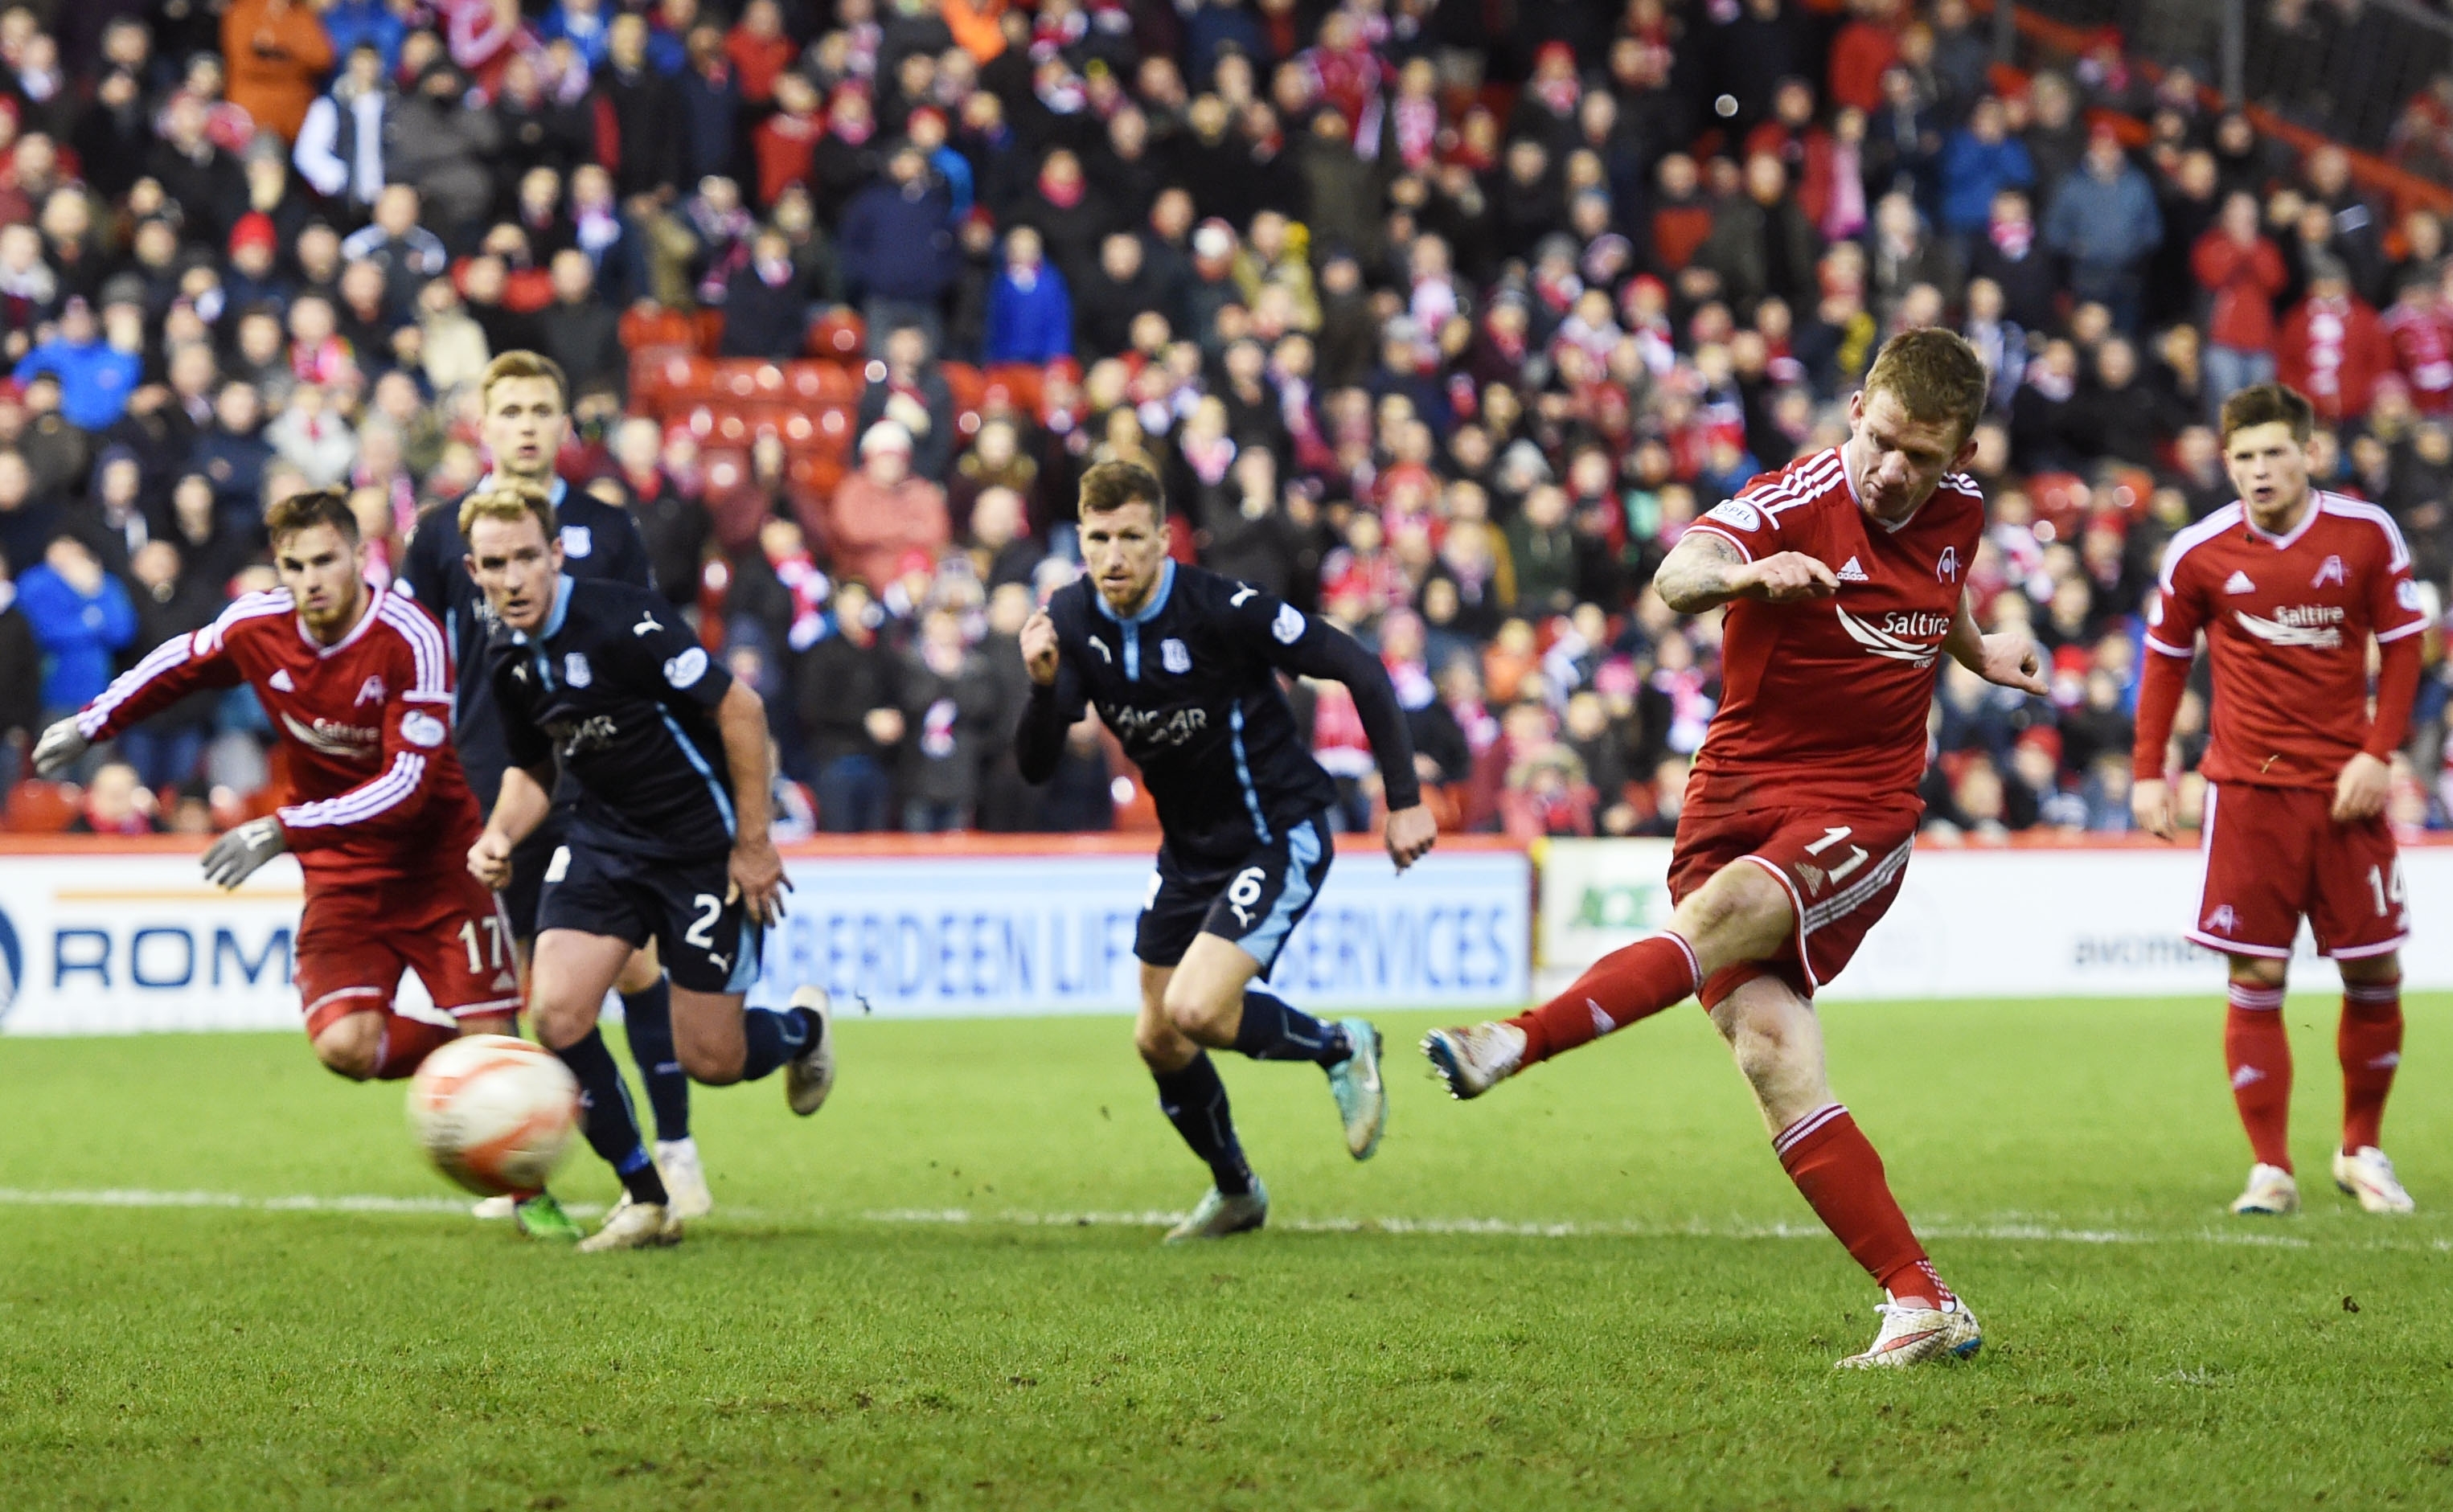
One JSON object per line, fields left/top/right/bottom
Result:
{"left": 79, "top": 581, "right": 481, "bottom": 885}
{"left": 1685, "top": 446, "right": 1986, "bottom": 812}
{"left": 2147, "top": 492, "right": 2426, "bottom": 790}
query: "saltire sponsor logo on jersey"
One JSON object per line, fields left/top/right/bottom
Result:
{"left": 277, "top": 711, "right": 383, "bottom": 757}
{"left": 2312, "top": 555, "right": 2348, "bottom": 588}
{"left": 354, "top": 674, "right": 387, "bottom": 707}
{"left": 2224, "top": 571, "right": 2257, "bottom": 595}
{"left": 1836, "top": 556, "right": 1870, "bottom": 583}
{"left": 2232, "top": 604, "right": 2346, "bottom": 649}
{"left": 564, "top": 652, "right": 593, "bottom": 687}
{"left": 1833, "top": 605, "right": 1948, "bottom": 666}
{"left": 269, "top": 668, "right": 295, "bottom": 691}
{"left": 1161, "top": 637, "right": 1192, "bottom": 674}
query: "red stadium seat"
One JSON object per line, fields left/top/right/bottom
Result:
{"left": 807, "top": 307, "right": 864, "bottom": 359}
{"left": 785, "top": 361, "right": 862, "bottom": 404}
{"left": 618, "top": 307, "right": 699, "bottom": 352}
{"left": 941, "top": 362, "right": 987, "bottom": 413}
{"left": 982, "top": 364, "right": 1044, "bottom": 416}
{"left": 4, "top": 780, "right": 80, "bottom": 833}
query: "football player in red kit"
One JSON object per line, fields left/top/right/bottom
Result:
{"left": 2132, "top": 383, "right": 2425, "bottom": 1218}
{"left": 34, "top": 489, "right": 518, "bottom": 1080}
{"left": 1422, "top": 330, "right": 2049, "bottom": 1370}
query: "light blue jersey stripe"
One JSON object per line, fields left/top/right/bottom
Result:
{"left": 1228, "top": 701, "right": 1271, "bottom": 844}
{"left": 660, "top": 710, "right": 737, "bottom": 838}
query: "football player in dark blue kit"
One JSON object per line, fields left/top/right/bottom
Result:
{"left": 458, "top": 484, "right": 835, "bottom": 1253}
{"left": 1016, "top": 461, "right": 1439, "bottom": 1241}
{"left": 398, "top": 352, "right": 707, "bottom": 1236}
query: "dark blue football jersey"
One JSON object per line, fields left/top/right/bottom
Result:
{"left": 486, "top": 575, "right": 739, "bottom": 863}
{"left": 399, "top": 474, "right": 654, "bottom": 813}
{"left": 1016, "top": 560, "right": 1421, "bottom": 866}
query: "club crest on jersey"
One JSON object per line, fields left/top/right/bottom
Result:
{"left": 2204, "top": 904, "right": 2238, "bottom": 934}
{"left": 1935, "top": 547, "right": 1959, "bottom": 583}
{"left": 1836, "top": 556, "right": 1869, "bottom": 583}
{"left": 400, "top": 710, "right": 446, "bottom": 748}
{"left": 269, "top": 668, "right": 295, "bottom": 692}
{"left": 2399, "top": 580, "right": 2424, "bottom": 611}
{"left": 2224, "top": 571, "right": 2257, "bottom": 595}
{"left": 354, "top": 674, "right": 386, "bottom": 707}
{"left": 1161, "top": 637, "right": 1191, "bottom": 674}
{"left": 564, "top": 652, "right": 593, "bottom": 687}
{"left": 1272, "top": 603, "right": 1306, "bottom": 644}
{"left": 2312, "top": 555, "right": 2348, "bottom": 588}
{"left": 560, "top": 524, "right": 593, "bottom": 559}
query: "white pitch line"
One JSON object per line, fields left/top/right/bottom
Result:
{"left": 0, "top": 1189, "right": 2442, "bottom": 1252}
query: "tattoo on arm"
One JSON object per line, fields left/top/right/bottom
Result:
{"left": 1654, "top": 531, "right": 1750, "bottom": 614}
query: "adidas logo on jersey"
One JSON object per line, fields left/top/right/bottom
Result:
{"left": 1836, "top": 556, "right": 1870, "bottom": 583}
{"left": 2224, "top": 571, "right": 2257, "bottom": 595}
{"left": 269, "top": 669, "right": 295, "bottom": 691}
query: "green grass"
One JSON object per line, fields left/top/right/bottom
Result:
{"left": 4, "top": 998, "right": 2452, "bottom": 1510}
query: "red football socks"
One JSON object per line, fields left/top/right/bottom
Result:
{"left": 1503, "top": 932, "right": 1701, "bottom": 1065}
{"left": 371, "top": 1014, "right": 459, "bottom": 1081}
{"left": 1773, "top": 1104, "right": 1951, "bottom": 1309}
{"left": 2340, "top": 977, "right": 2404, "bottom": 1154}
{"left": 2225, "top": 981, "right": 2294, "bottom": 1171}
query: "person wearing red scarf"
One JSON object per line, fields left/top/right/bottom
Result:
{"left": 2279, "top": 261, "right": 2394, "bottom": 424}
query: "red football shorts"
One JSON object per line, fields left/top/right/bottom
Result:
{"left": 2192, "top": 782, "right": 2407, "bottom": 961}
{"left": 296, "top": 869, "right": 523, "bottom": 1039}
{"left": 1670, "top": 799, "right": 1920, "bottom": 1006}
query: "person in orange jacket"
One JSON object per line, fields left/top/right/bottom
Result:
{"left": 224, "top": 0, "right": 335, "bottom": 144}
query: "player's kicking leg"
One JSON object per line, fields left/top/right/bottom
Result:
{"left": 1424, "top": 842, "right": 1977, "bottom": 1367}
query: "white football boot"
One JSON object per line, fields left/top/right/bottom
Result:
{"left": 471, "top": 1195, "right": 517, "bottom": 1219}
{"left": 656, "top": 1137, "right": 715, "bottom": 1219}
{"left": 580, "top": 1193, "right": 683, "bottom": 1252}
{"left": 2332, "top": 1146, "right": 2416, "bottom": 1213}
{"left": 1836, "top": 1299, "right": 1983, "bottom": 1370}
{"left": 2229, "top": 1162, "right": 2301, "bottom": 1215}
{"left": 784, "top": 985, "right": 837, "bottom": 1116}
{"left": 1420, "top": 1022, "right": 1528, "bottom": 1100}
{"left": 1162, "top": 1180, "right": 1270, "bottom": 1244}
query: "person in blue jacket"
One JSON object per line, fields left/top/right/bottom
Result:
{"left": 16, "top": 532, "right": 136, "bottom": 728}
{"left": 982, "top": 226, "right": 1075, "bottom": 366}
{"left": 13, "top": 297, "right": 142, "bottom": 434}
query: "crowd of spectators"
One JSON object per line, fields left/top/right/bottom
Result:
{"left": 5, "top": 0, "right": 2453, "bottom": 845}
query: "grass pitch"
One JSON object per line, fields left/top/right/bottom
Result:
{"left": 3, "top": 997, "right": 2451, "bottom": 1510}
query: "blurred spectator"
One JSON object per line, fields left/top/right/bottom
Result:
{"left": 2043, "top": 126, "right": 2163, "bottom": 332}
{"left": 18, "top": 534, "right": 135, "bottom": 726}
{"left": 798, "top": 578, "right": 902, "bottom": 832}
{"left": 2193, "top": 190, "right": 2291, "bottom": 419}
{"left": 2279, "top": 257, "right": 2393, "bottom": 424}
{"left": 827, "top": 421, "right": 950, "bottom": 621}
{"left": 982, "top": 226, "right": 1073, "bottom": 366}
{"left": 67, "top": 761, "right": 165, "bottom": 835}
{"left": 896, "top": 605, "right": 1003, "bottom": 832}
{"left": 223, "top": 0, "right": 334, "bottom": 145}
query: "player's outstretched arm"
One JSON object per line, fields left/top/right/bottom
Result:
{"left": 36, "top": 616, "right": 248, "bottom": 775}
{"left": 471, "top": 763, "right": 555, "bottom": 888}
{"left": 715, "top": 680, "right": 792, "bottom": 924}
{"left": 1653, "top": 531, "right": 1836, "bottom": 613}
{"left": 1242, "top": 592, "right": 1438, "bottom": 869}
{"left": 1942, "top": 592, "right": 2048, "bottom": 695}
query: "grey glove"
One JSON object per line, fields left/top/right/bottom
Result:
{"left": 202, "top": 817, "right": 289, "bottom": 889}
{"left": 31, "top": 717, "right": 89, "bottom": 778}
